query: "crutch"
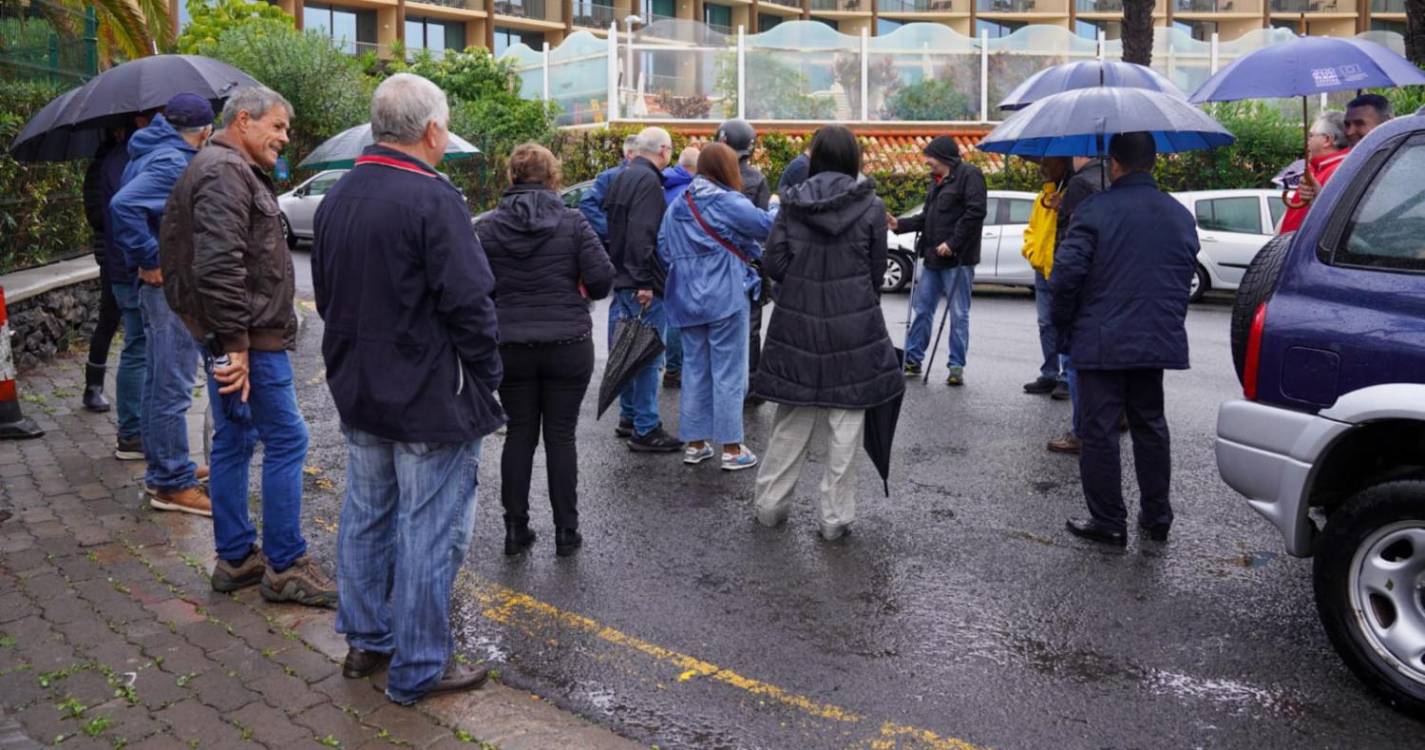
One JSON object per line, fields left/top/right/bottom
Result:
{"left": 923, "top": 265, "right": 968, "bottom": 385}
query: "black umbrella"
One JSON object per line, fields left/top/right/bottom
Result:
{"left": 9, "top": 55, "right": 261, "bottom": 162}
{"left": 864, "top": 348, "right": 907, "bottom": 497}
{"left": 596, "top": 315, "right": 666, "bottom": 419}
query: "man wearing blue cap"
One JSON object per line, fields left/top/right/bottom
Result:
{"left": 109, "top": 92, "right": 214, "bottom": 518}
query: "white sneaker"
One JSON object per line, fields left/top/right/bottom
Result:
{"left": 683, "top": 444, "right": 715, "bottom": 465}
{"left": 721, "top": 447, "right": 759, "bottom": 472}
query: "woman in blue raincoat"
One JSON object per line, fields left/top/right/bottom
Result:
{"left": 657, "top": 143, "right": 777, "bottom": 471}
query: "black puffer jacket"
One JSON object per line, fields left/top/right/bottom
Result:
{"left": 752, "top": 173, "right": 905, "bottom": 410}
{"left": 477, "top": 183, "right": 615, "bottom": 345}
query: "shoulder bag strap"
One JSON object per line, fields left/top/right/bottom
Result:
{"left": 684, "top": 191, "right": 754, "bottom": 267}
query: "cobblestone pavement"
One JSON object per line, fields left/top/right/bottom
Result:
{"left": 0, "top": 353, "right": 640, "bottom": 750}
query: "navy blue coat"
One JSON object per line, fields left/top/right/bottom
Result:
{"left": 1050, "top": 172, "right": 1198, "bottom": 371}
{"left": 312, "top": 146, "right": 505, "bottom": 443}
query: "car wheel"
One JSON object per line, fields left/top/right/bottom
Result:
{"left": 883, "top": 254, "right": 912, "bottom": 293}
{"left": 1313, "top": 479, "right": 1425, "bottom": 717}
{"left": 1230, "top": 231, "right": 1293, "bottom": 383}
{"left": 280, "top": 214, "right": 295, "bottom": 250}
{"left": 1189, "top": 264, "right": 1208, "bottom": 303}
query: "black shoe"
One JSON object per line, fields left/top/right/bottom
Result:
{"left": 903, "top": 362, "right": 922, "bottom": 377}
{"left": 1023, "top": 377, "right": 1056, "bottom": 394}
{"left": 663, "top": 371, "right": 681, "bottom": 389}
{"left": 1065, "top": 518, "right": 1126, "bottom": 547}
{"left": 83, "top": 385, "right": 111, "bottom": 412}
{"left": 504, "top": 521, "right": 537, "bottom": 556}
{"left": 628, "top": 426, "right": 682, "bottom": 453}
{"left": 1050, "top": 381, "right": 1070, "bottom": 401}
{"left": 744, "top": 394, "right": 765, "bottom": 408}
{"left": 1138, "top": 519, "right": 1171, "bottom": 542}
{"left": 342, "top": 647, "right": 391, "bottom": 679}
{"left": 555, "top": 528, "right": 582, "bottom": 557}
{"left": 114, "top": 434, "right": 144, "bottom": 461}
{"left": 424, "top": 661, "right": 489, "bottom": 699}
{"left": 614, "top": 418, "right": 634, "bottom": 438}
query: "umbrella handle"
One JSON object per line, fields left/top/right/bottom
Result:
{"left": 1282, "top": 189, "right": 1308, "bottom": 210}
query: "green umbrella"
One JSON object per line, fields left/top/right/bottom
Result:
{"left": 298, "top": 122, "right": 480, "bottom": 170}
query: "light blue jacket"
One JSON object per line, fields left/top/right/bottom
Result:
{"left": 109, "top": 114, "right": 198, "bottom": 273}
{"left": 657, "top": 176, "right": 776, "bottom": 328}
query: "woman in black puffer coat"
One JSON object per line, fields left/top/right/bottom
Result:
{"left": 750, "top": 126, "right": 904, "bottom": 541}
{"left": 477, "top": 144, "right": 615, "bottom": 558}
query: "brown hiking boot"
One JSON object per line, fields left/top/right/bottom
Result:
{"left": 212, "top": 546, "right": 266, "bottom": 593}
{"left": 149, "top": 485, "right": 212, "bottom": 517}
{"left": 261, "top": 555, "right": 338, "bottom": 609}
{"left": 1047, "top": 432, "right": 1082, "bottom": 455}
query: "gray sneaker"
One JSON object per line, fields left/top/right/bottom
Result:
{"left": 212, "top": 546, "right": 266, "bottom": 593}
{"left": 260, "top": 555, "right": 338, "bottom": 609}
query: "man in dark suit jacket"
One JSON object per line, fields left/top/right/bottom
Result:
{"left": 1050, "top": 132, "right": 1199, "bottom": 547}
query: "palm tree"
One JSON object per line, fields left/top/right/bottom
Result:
{"left": 1407, "top": 0, "right": 1424, "bottom": 69}
{"left": 1121, "top": 0, "right": 1154, "bottom": 66}
{"left": 26, "top": 0, "right": 173, "bottom": 67}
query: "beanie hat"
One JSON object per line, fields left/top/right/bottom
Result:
{"left": 923, "top": 135, "right": 960, "bottom": 165}
{"left": 164, "top": 93, "right": 215, "bottom": 129}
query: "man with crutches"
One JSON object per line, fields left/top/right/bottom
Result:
{"left": 889, "top": 136, "right": 987, "bottom": 386}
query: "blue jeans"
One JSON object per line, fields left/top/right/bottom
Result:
{"left": 111, "top": 283, "right": 146, "bottom": 441}
{"left": 137, "top": 284, "right": 199, "bottom": 490}
{"left": 678, "top": 304, "right": 750, "bottom": 445}
{"left": 335, "top": 425, "right": 482, "bottom": 705}
{"left": 664, "top": 326, "right": 683, "bottom": 376}
{"left": 1034, "top": 274, "right": 1063, "bottom": 382}
{"left": 607, "top": 290, "right": 666, "bottom": 436}
{"left": 905, "top": 265, "right": 973, "bottom": 369}
{"left": 1065, "top": 354, "right": 1080, "bottom": 437}
{"left": 208, "top": 350, "right": 310, "bottom": 571}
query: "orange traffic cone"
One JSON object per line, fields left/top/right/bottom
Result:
{"left": 0, "top": 285, "right": 44, "bottom": 440}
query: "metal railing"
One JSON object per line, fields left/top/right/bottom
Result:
{"left": 1269, "top": 0, "right": 1342, "bottom": 10}
{"left": 0, "top": 0, "right": 97, "bottom": 83}
{"left": 572, "top": 2, "right": 618, "bottom": 28}
{"left": 978, "top": 0, "right": 1038, "bottom": 11}
{"left": 494, "top": 0, "right": 551, "bottom": 19}
{"left": 1177, "top": 0, "right": 1241, "bottom": 10}
{"left": 762, "top": 0, "right": 802, "bottom": 6}
{"left": 810, "top": 0, "right": 870, "bottom": 11}
{"left": 1370, "top": 0, "right": 1403, "bottom": 10}
{"left": 879, "top": 0, "right": 959, "bottom": 12}
{"left": 1075, "top": 0, "right": 1123, "bottom": 10}
{"left": 411, "top": 0, "right": 477, "bottom": 8}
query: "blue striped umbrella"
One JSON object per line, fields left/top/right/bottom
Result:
{"left": 978, "top": 87, "right": 1234, "bottom": 159}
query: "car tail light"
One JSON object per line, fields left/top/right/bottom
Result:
{"left": 1243, "top": 302, "right": 1268, "bottom": 401}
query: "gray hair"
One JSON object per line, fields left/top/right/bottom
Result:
{"left": 634, "top": 127, "right": 671, "bottom": 158}
{"left": 371, "top": 73, "right": 450, "bottom": 145}
{"left": 622, "top": 134, "right": 638, "bottom": 157}
{"left": 1312, "top": 111, "right": 1348, "bottom": 150}
{"left": 220, "top": 86, "right": 293, "bottom": 128}
{"left": 678, "top": 146, "right": 699, "bottom": 171}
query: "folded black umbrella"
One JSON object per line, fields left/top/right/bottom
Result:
{"left": 864, "top": 347, "right": 907, "bottom": 498}
{"left": 596, "top": 315, "right": 666, "bottom": 419}
{"left": 10, "top": 54, "right": 261, "bottom": 162}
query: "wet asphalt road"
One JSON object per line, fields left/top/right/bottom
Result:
{"left": 286, "top": 252, "right": 1422, "bottom": 749}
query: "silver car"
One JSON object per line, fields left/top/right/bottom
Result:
{"left": 278, "top": 169, "right": 347, "bottom": 247}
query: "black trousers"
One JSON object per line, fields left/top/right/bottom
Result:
{"left": 1076, "top": 369, "right": 1173, "bottom": 531}
{"left": 86, "top": 257, "right": 120, "bottom": 369}
{"left": 497, "top": 338, "right": 595, "bottom": 531}
{"left": 748, "top": 290, "right": 763, "bottom": 376}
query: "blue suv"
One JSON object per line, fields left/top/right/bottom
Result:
{"left": 1216, "top": 112, "right": 1425, "bottom": 716}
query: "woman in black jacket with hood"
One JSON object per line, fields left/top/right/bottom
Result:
{"left": 750, "top": 126, "right": 904, "bottom": 541}
{"left": 477, "top": 144, "right": 615, "bottom": 558}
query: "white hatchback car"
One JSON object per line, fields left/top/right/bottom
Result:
{"left": 277, "top": 169, "right": 348, "bottom": 247}
{"left": 1172, "top": 189, "right": 1286, "bottom": 302}
{"left": 885, "top": 190, "right": 1040, "bottom": 292}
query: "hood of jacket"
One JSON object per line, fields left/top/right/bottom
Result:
{"left": 126, "top": 114, "right": 194, "bottom": 161}
{"left": 486, "top": 183, "right": 566, "bottom": 257}
{"left": 780, "top": 172, "right": 878, "bottom": 235}
{"left": 663, "top": 165, "right": 694, "bottom": 192}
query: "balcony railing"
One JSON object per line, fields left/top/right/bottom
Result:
{"left": 1075, "top": 0, "right": 1122, "bottom": 10}
{"left": 1269, "top": 0, "right": 1343, "bottom": 10}
{"left": 810, "top": 0, "right": 869, "bottom": 11}
{"left": 411, "top": 0, "right": 476, "bottom": 8}
{"left": 1177, "top": 0, "right": 1241, "bottom": 11}
{"left": 495, "top": 0, "right": 550, "bottom": 19}
{"left": 978, "top": 0, "right": 1039, "bottom": 11}
{"left": 572, "top": 2, "right": 617, "bottom": 28}
{"left": 879, "top": 0, "right": 959, "bottom": 11}
{"left": 1370, "top": 0, "right": 1403, "bottom": 11}
{"left": 762, "top": 0, "right": 801, "bottom": 7}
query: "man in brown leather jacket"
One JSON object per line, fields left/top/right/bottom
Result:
{"left": 160, "top": 86, "right": 336, "bottom": 609}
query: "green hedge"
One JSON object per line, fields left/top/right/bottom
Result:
{"left": 1, "top": 79, "right": 88, "bottom": 275}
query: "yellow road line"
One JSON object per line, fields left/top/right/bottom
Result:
{"left": 465, "top": 575, "right": 987, "bottom": 750}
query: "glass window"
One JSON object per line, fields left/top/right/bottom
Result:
{"left": 493, "top": 26, "right": 543, "bottom": 56}
{"left": 703, "top": 3, "right": 732, "bottom": 31}
{"left": 1074, "top": 19, "right": 1121, "bottom": 40}
{"left": 1334, "top": 141, "right": 1425, "bottom": 271}
{"left": 976, "top": 19, "right": 1024, "bottom": 38}
{"left": 1268, "top": 197, "right": 1286, "bottom": 232}
{"left": 1199, "top": 197, "right": 1262, "bottom": 234}
{"left": 304, "top": 3, "right": 374, "bottom": 54}
{"left": 306, "top": 173, "right": 343, "bottom": 197}
{"left": 1006, "top": 199, "right": 1032, "bottom": 225}
{"left": 1370, "top": 19, "right": 1407, "bottom": 35}
{"left": 815, "top": 18, "right": 840, "bottom": 31}
{"left": 877, "top": 18, "right": 903, "bottom": 35}
{"left": 1173, "top": 20, "right": 1216, "bottom": 42}
{"left": 985, "top": 197, "right": 1000, "bottom": 224}
{"left": 758, "top": 13, "right": 783, "bottom": 31}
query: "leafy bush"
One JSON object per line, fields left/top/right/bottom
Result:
{"left": 175, "top": 0, "right": 292, "bottom": 54}
{"left": 0, "top": 79, "right": 87, "bottom": 274}
{"left": 886, "top": 78, "right": 975, "bottom": 122}
{"left": 197, "top": 23, "right": 371, "bottom": 178}
{"left": 1153, "top": 101, "right": 1300, "bottom": 192}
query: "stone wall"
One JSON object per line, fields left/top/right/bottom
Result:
{"left": 7, "top": 279, "right": 101, "bottom": 371}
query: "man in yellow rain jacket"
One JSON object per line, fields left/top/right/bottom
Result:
{"left": 1021, "top": 157, "right": 1070, "bottom": 398}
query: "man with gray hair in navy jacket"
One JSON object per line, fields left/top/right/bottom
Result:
{"left": 312, "top": 73, "right": 504, "bottom": 705}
